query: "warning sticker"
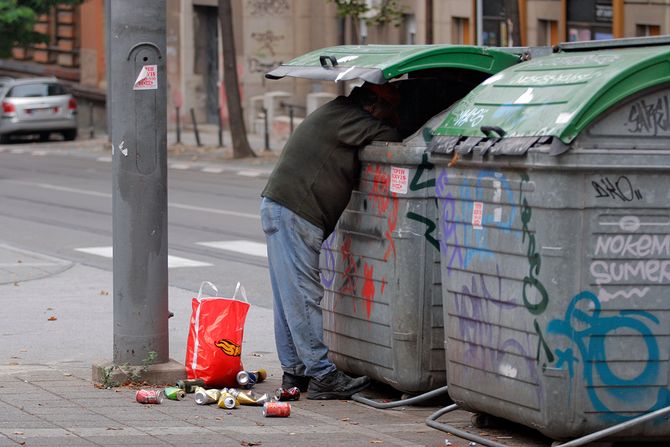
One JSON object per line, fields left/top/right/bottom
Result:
{"left": 390, "top": 167, "right": 409, "bottom": 194}
{"left": 472, "top": 201, "right": 484, "bottom": 229}
{"left": 133, "top": 65, "right": 158, "bottom": 90}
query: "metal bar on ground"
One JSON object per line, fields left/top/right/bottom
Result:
{"left": 353, "top": 385, "right": 450, "bottom": 409}
{"left": 426, "top": 405, "right": 510, "bottom": 447}
{"left": 554, "top": 405, "right": 670, "bottom": 447}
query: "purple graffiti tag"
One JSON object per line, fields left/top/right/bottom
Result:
{"left": 436, "top": 168, "right": 464, "bottom": 273}
{"left": 319, "top": 232, "right": 337, "bottom": 289}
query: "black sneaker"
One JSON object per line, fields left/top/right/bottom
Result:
{"left": 307, "top": 370, "right": 370, "bottom": 400}
{"left": 282, "top": 372, "right": 310, "bottom": 392}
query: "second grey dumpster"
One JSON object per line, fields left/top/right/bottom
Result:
{"left": 267, "top": 44, "right": 524, "bottom": 393}
{"left": 429, "top": 38, "right": 670, "bottom": 441}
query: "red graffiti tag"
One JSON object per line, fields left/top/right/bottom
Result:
{"left": 365, "top": 164, "right": 399, "bottom": 262}
{"left": 362, "top": 263, "right": 375, "bottom": 320}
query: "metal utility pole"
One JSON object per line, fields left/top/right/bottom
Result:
{"left": 109, "top": 0, "right": 169, "bottom": 366}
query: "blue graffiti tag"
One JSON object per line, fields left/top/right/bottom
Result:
{"left": 548, "top": 290, "right": 670, "bottom": 422}
{"left": 436, "top": 168, "right": 519, "bottom": 273}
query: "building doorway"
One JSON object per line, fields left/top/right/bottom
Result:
{"left": 193, "top": 5, "right": 220, "bottom": 125}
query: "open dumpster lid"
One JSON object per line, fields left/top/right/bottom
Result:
{"left": 431, "top": 44, "right": 670, "bottom": 153}
{"left": 265, "top": 45, "right": 521, "bottom": 84}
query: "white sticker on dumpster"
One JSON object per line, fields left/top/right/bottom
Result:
{"left": 390, "top": 167, "right": 409, "bottom": 194}
{"left": 472, "top": 201, "right": 484, "bottom": 230}
{"left": 133, "top": 65, "right": 158, "bottom": 90}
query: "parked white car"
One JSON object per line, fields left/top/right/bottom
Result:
{"left": 0, "top": 77, "right": 78, "bottom": 143}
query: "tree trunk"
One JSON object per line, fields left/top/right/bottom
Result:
{"left": 218, "top": 0, "right": 255, "bottom": 158}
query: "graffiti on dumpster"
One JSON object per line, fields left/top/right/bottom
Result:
{"left": 452, "top": 267, "right": 543, "bottom": 405}
{"left": 436, "top": 168, "right": 519, "bottom": 272}
{"left": 362, "top": 263, "right": 375, "bottom": 320}
{"left": 436, "top": 169, "right": 464, "bottom": 274}
{"left": 625, "top": 94, "right": 670, "bottom": 136}
{"left": 320, "top": 232, "right": 337, "bottom": 289}
{"left": 548, "top": 290, "right": 669, "bottom": 422}
{"left": 453, "top": 107, "right": 487, "bottom": 128}
{"left": 592, "top": 176, "right": 643, "bottom": 202}
{"left": 406, "top": 155, "right": 440, "bottom": 252}
{"left": 366, "top": 164, "right": 399, "bottom": 262}
{"left": 519, "top": 172, "right": 555, "bottom": 365}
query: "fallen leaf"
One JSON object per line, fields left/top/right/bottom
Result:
{"left": 47, "top": 316, "right": 57, "bottom": 321}
{"left": 46, "top": 307, "right": 54, "bottom": 310}
{"left": 14, "top": 431, "right": 24, "bottom": 435}
{"left": 100, "top": 290, "right": 109, "bottom": 296}
{"left": 341, "top": 417, "right": 350, "bottom": 421}
{"left": 106, "top": 427, "right": 123, "bottom": 431}
{"left": 370, "top": 440, "right": 383, "bottom": 444}
{"left": 240, "top": 441, "right": 262, "bottom": 446}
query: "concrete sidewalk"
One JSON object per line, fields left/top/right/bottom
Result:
{"left": 0, "top": 135, "right": 549, "bottom": 447}
{"left": 0, "top": 244, "right": 499, "bottom": 447}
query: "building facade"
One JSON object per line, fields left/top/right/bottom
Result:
{"left": 2, "top": 0, "right": 670, "bottom": 133}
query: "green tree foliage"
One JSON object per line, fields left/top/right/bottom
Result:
{"left": 0, "top": 0, "right": 82, "bottom": 58}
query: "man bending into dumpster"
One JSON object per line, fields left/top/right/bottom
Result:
{"left": 260, "top": 82, "right": 401, "bottom": 399}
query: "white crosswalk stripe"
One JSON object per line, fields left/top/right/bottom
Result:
{"left": 75, "top": 246, "right": 212, "bottom": 268}
{"left": 197, "top": 240, "right": 267, "bottom": 258}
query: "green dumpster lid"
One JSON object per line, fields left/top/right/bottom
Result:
{"left": 265, "top": 45, "right": 521, "bottom": 84}
{"left": 431, "top": 45, "right": 670, "bottom": 154}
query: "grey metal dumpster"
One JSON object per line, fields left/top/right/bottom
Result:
{"left": 267, "top": 44, "right": 524, "bottom": 394}
{"left": 429, "top": 38, "right": 670, "bottom": 442}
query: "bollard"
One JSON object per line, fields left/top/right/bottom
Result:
{"left": 190, "top": 108, "right": 201, "bottom": 147}
{"left": 262, "top": 107, "right": 270, "bottom": 152}
{"left": 175, "top": 106, "right": 181, "bottom": 144}
{"left": 217, "top": 106, "right": 224, "bottom": 147}
{"left": 89, "top": 101, "right": 95, "bottom": 139}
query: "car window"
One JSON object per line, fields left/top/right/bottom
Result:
{"left": 7, "top": 83, "right": 67, "bottom": 98}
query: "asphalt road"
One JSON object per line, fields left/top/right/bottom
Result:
{"left": 0, "top": 139, "right": 275, "bottom": 309}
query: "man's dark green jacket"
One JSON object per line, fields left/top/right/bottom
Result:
{"left": 262, "top": 96, "right": 400, "bottom": 237}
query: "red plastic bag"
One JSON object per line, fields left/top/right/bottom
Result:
{"left": 185, "top": 281, "right": 250, "bottom": 387}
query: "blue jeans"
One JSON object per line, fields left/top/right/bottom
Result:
{"left": 260, "top": 197, "right": 336, "bottom": 379}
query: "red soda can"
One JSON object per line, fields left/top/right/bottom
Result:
{"left": 136, "top": 389, "right": 164, "bottom": 404}
{"left": 263, "top": 401, "right": 291, "bottom": 417}
{"left": 274, "top": 387, "right": 300, "bottom": 401}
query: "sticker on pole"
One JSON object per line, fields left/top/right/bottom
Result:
{"left": 390, "top": 167, "right": 409, "bottom": 194}
{"left": 133, "top": 65, "right": 158, "bottom": 90}
{"left": 472, "top": 201, "right": 484, "bottom": 230}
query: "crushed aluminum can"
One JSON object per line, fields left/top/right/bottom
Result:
{"left": 263, "top": 401, "right": 291, "bottom": 417}
{"left": 164, "top": 386, "right": 186, "bottom": 401}
{"left": 176, "top": 378, "right": 205, "bottom": 393}
{"left": 136, "top": 389, "right": 163, "bottom": 404}
{"left": 194, "top": 386, "right": 220, "bottom": 405}
{"left": 234, "top": 389, "right": 270, "bottom": 406}
{"left": 236, "top": 369, "right": 267, "bottom": 388}
{"left": 217, "top": 391, "right": 239, "bottom": 409}
{"left": 274, "top": 387, "right": 300, "bottom": 401}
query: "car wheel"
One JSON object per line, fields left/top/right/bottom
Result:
{"left": 62, "top": 129, "right": 77, "bottom": 141}
{"left": 39, "top": 132, "right": 50, "bottom": 142}
{"left": 0, "top": 134, "right": 9, "bottom": 144}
